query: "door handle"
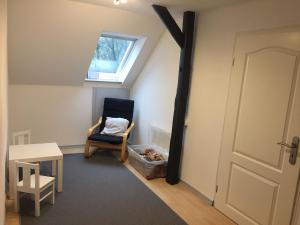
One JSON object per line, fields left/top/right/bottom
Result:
{"left": 277, "top": 136, "right": 299, "bottom": 165}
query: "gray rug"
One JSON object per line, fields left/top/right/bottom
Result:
{"left": 20, "top": 151, "right": 187, "bottom": 225}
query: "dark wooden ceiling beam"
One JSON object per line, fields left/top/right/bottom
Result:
{"left": 153, "top": 5, "right": 196, "bottom": 185}
{"left": 152, "top": 4, "right": 184, "bottom": 48}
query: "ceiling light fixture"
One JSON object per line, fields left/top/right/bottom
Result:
{"left": 113, "top": 0, "right": 127, "bottom": 5}
{"left": 113, "top": 0, "right": 120, "bottom": 5}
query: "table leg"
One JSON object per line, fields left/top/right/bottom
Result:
{"left": 57, "top": 159, "right": 63, "bottom": 192}
{"left": 52, "top": 160, "right": 57, "bottom": 177}
{"left": 9, "top": 161, "right": 16, "bottom": 199}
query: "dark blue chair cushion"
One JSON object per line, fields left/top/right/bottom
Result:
{"left": 88, "top": 133, "right": 123, "bottom": 145}
{"left": 99, "top": 98, "right": 134, "bottom": 132}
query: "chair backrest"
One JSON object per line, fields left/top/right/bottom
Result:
{"left": 16, "top": 161, "right": 39, "bottom": 192}
{"left": 100, "top": 98, "right": 134, "bottom": 132}
{"left": 12, "top": 130, "right": 31, "bottom": 145}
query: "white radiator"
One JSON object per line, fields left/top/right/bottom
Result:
{"left": 149, "top": 125, "right": 171, "bottom": 155}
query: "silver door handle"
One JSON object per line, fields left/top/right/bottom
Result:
{"left": 277, "top": 136, "right": 299, "bottom": 165}
{"left": 277, "top": 142, "right": 295, "bottom": 149}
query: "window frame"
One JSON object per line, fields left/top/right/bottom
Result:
{"left": 86, "top": 34, "right": 137, "bottom": 83}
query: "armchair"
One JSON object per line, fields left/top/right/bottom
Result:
{"left": 85, "top": 98, "right": 135, "bottom": 162}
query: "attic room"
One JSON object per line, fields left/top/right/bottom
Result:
{"left": 1, "top": 0, "right": 300, "bottom": 225}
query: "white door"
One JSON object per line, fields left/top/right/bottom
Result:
{"left": 215, "top": 28, "right": 300, "bottom": 225}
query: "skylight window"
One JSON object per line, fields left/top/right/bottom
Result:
{"left": 87, "top": 34, "right": 137, "bottom": 83}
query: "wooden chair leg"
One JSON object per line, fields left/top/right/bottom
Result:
{"left": 35, "top": 194, "right": 40, "bottom": 217}
{"left": 120, "top": 143, "right": 127, "bottom": 162}
{"left": 85, "top": 140, "right": 91, "bottom": 158}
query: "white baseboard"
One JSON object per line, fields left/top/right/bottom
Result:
{"left": 59, "top": 145, "right": 85, "bottom": 154}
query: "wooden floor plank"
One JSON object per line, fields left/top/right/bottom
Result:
{"left": 5, "top": 200, "right": 20, "bottom": 225}
{"left": 124, "top": 161, "right": 236, "bottom": 225}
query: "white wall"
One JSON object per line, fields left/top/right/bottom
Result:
{"left": 294, "top": 185, "right": 300, "bottom": 225}
{"left": 9, "top": 85, "right": 93, "bottom": 146}
{"left": 8, "top": 0, "right": 164, "bottom": 87}
{"left": 130, "top": 30, "right": 180, "bottom": 145}
{"left": 0, "top": 0, "right": 8, "bottom": 224}
{"left": 8, "top": 84, "right": 131, "bottom": 146}
{"left": 131, "top": 0, "right": 300, "bottom": 203}
{"left": 7, "top": 0, "right": 164, "bottom": 148}
{"left": 182, "top": 0, "right": 300, "bottom": 201}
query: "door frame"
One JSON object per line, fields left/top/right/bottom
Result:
{"left": 215, "top": 25, "right": 300, "bottom": 224}
{"left": 292, "top": 179, "right": 300, "bottom": 225}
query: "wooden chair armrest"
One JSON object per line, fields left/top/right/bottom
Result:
{"left": 122, "top": 122, "right": 135, "bottom": 140}
{"left": 87, "top": 117, "right": 102, "bottom": 137}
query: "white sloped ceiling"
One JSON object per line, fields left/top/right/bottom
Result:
{"left": 74, "top": 0, "right": 249, "bottom": 16}
{"left": 8, "top": 0, "right": 165, "bottom": 86}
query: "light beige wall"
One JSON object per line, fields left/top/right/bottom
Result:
{"left": 8, "top": 84, "right": 131, "bottom": 146}
{"left": 294, "top": 184, "right": 300, "bottom": 225}
{"left": 8, "top": 0, "right": 164, "bottom": 87}
{"left": 0, "top": 0, "right": 8, "bottom": 224}
{"left": 182, "top": 0, "right": 300, "bottom": 201}
{"left": 9, "top": 85, "right": 93, "bottom": 146}
{"left": 131, "top": 0, "right": 300, "bottom": 203}
{"left": 130, "top": 30, "right": 180, "bottom": 144}
{"left": 7, "top": 0, "right": 165, "bottom": 148}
